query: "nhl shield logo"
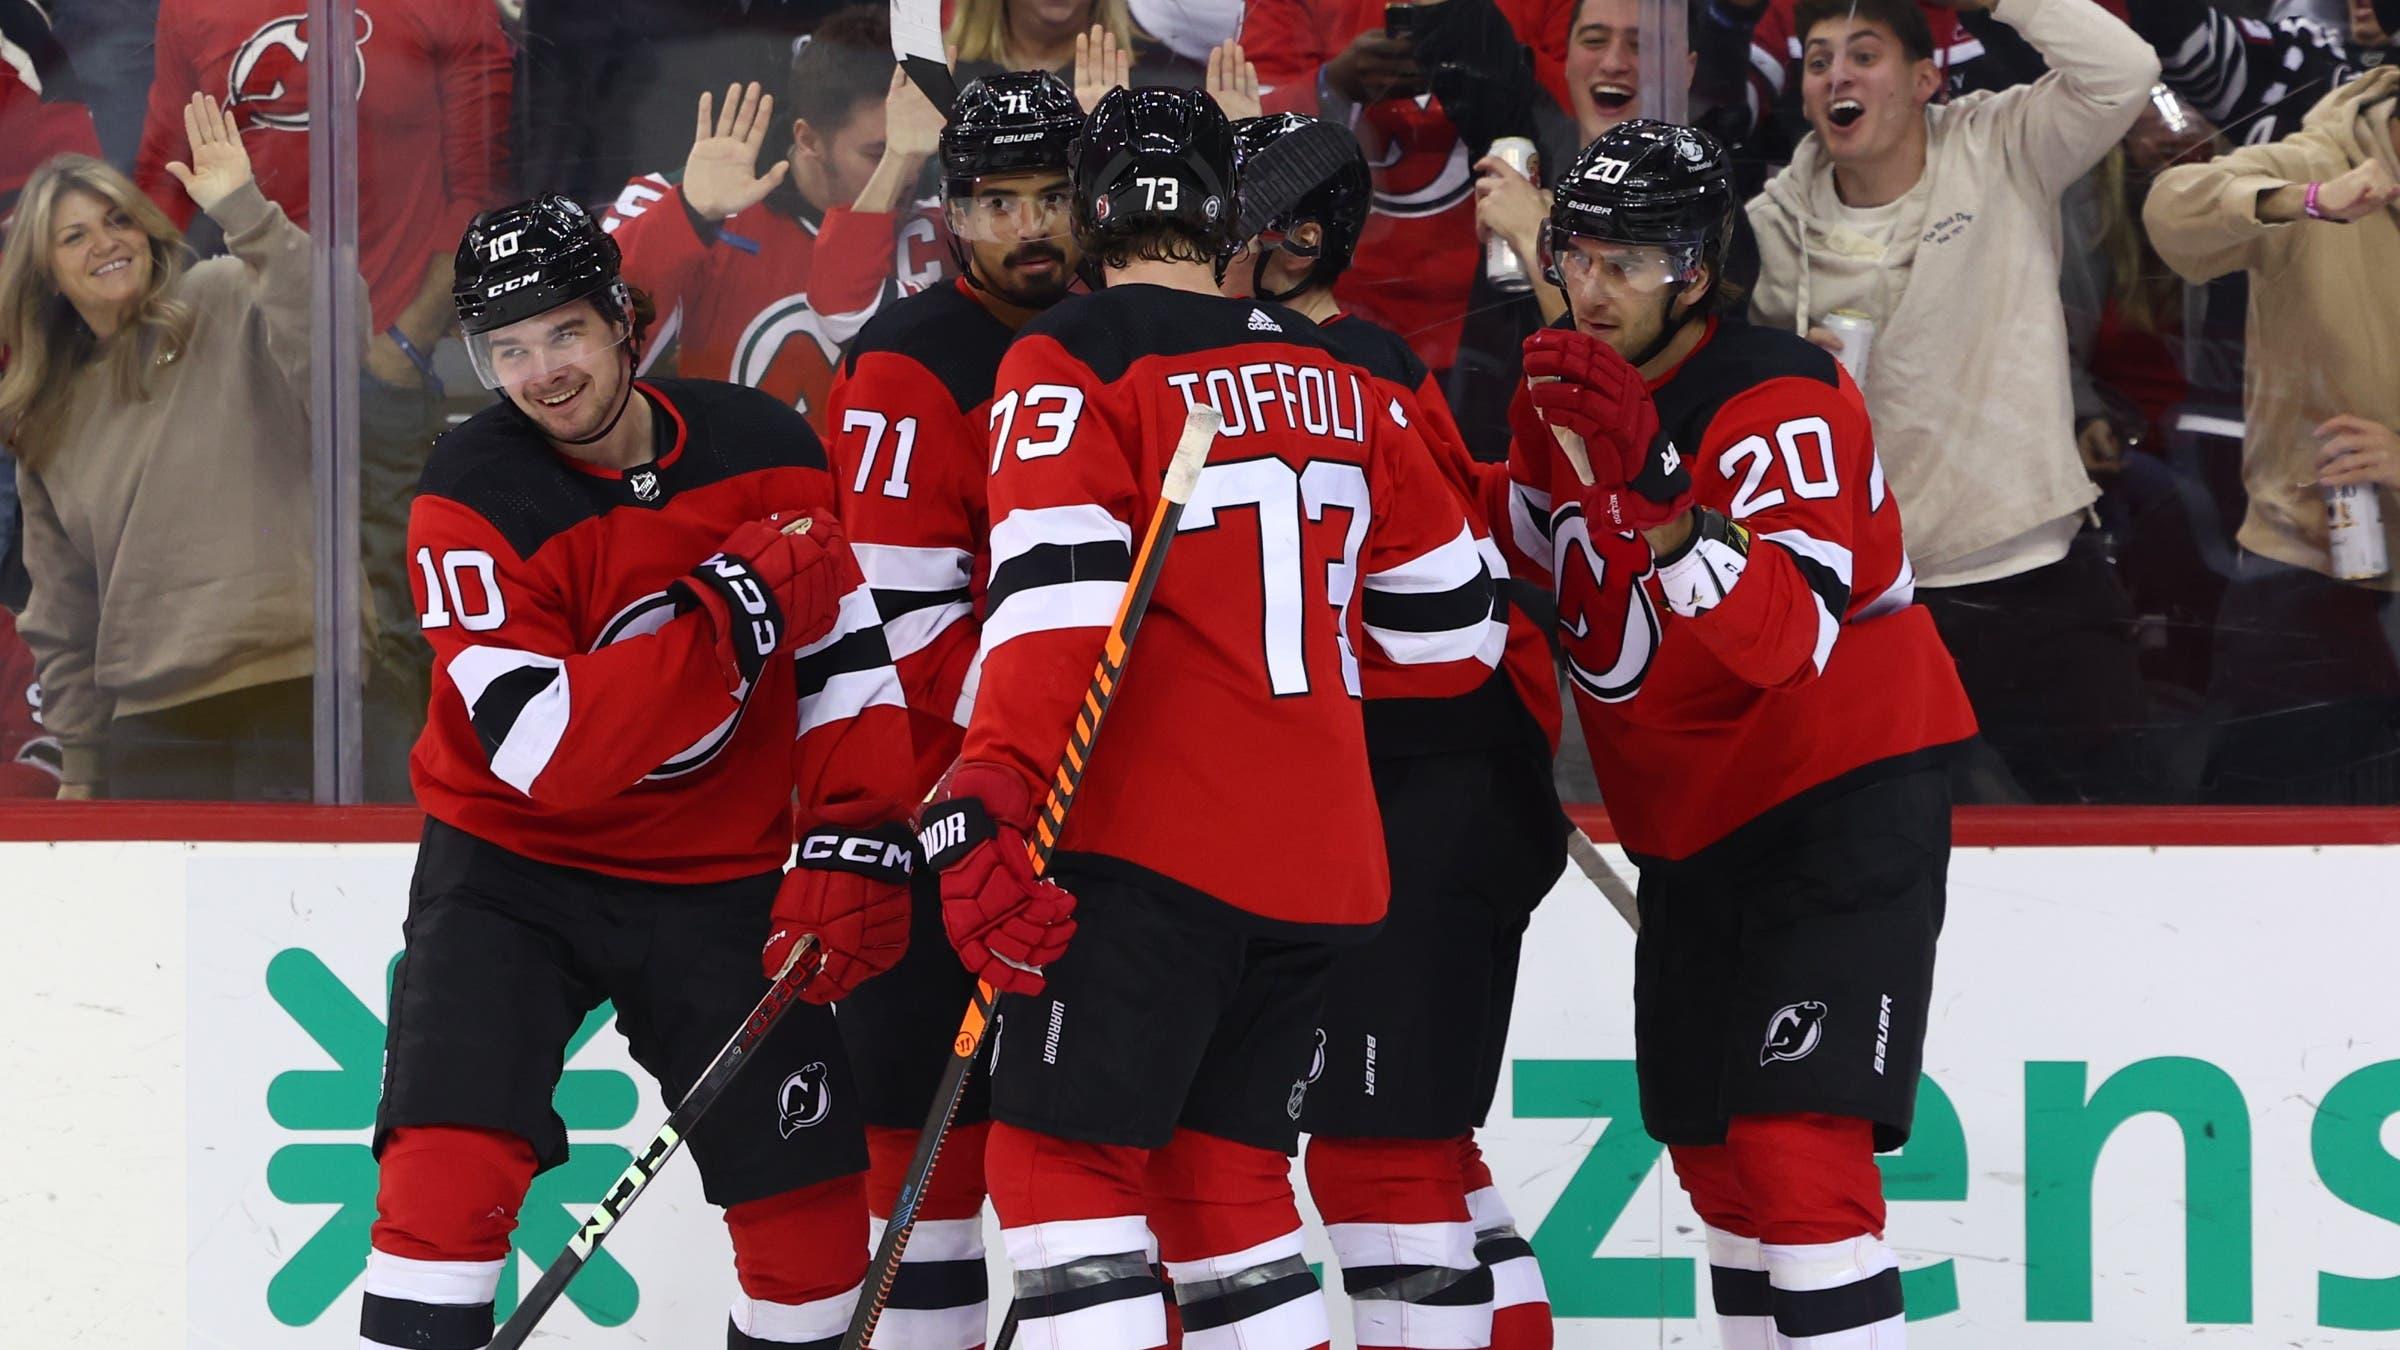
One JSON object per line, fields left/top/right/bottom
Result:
{"left": 627, "top": 468, "right": 660, "bottom": 502}
{"left": 1760, "top": 1001, "right": 1829, "bottom": 1066}
{"left": 777, "top": 1062, "right": 832, "bottom": 1137}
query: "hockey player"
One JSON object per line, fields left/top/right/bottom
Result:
{"left": 1506, "top": 123, "right": 1977, "bottom": 1350}
{"left": 822, "top": 69, "right": 1088, "bottom": 1350}
{"left": 914, "top": 86, "right": 1496, "bottom": 1350}
{"left": 600, "top": 6, "right": 948, "bottom": 429}
{"left": 363, "top": 195, "right": 918, "bottom": 1350}
{"left": 1224, "top": 111, "right": 1564, "bottom": 1350}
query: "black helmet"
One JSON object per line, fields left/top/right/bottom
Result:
{"left": 1230, "top": 113, "right": 1371, "bottom": 301}
{"left": 1546, "top": 120, "right": 1734, "bottom": 285}
{"left": 453, "top": 194, "right": 625, "bottom": 338}
{"left": 942, "top": 71, "right": 1083, "bottom": 198}
{"left": 1070, "top": 86, "right": 1239, "bottom": 262}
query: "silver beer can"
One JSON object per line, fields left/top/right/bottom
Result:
{"left": 1820, "top": 308, "right": 1875, "bottom": 384}
{"left": 1484, "top": 136, "right": 1539, "bottom": 295}
{"left": 2325, "top": 483, "right": 2390, "bottom": 581}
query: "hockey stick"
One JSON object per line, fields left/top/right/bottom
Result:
{"left": 490, "top": 934, "right": 822, "bottom": 1349}
{"left": 1567, "top": 828, "right": 1640, "bottom": 932}
{"left": 840, "top": 404, "right": 1223, "bottom": 1350}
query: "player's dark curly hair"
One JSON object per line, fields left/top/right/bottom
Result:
{"left": 594, "top": 284, "right": 659, "bottom": 352}
{"left": 1083, "top": 221, "right": 1222, "bottom": 274}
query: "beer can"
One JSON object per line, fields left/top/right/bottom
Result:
{"left": 2325, "top": 483, "right": 2391, "bottom": 581}
{"left": 1484, "top": 137, "right": 1539, "bottom": 295}
{"left": 1820, "top": 309, "right": 1875, "bottom": 383}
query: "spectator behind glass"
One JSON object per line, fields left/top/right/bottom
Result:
{"left": 1244, "top": 0, "right": 1573, "bottom": 380}
{"left": 951, "top": 0, "right": 1153, "bottom": 85}
{"left": 2144, "top": 66, "right": 2400, "bottom": 802}
{"left": 0, "top": 100, "right": 360, "bottom": 801}
{"left": 1747, "top": 0, "right": 2165, "bottom": 804}
{"left": 600, "top": 6, "right": 947, "bottom": 431}
{"left": 134, "top": 0, "right": 513, "bottom": 800}
{"left": 1474, "top": 0, "right": 1698, "bottom": 326}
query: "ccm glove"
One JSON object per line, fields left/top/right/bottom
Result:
{"left": 1523, "top": 327, "right": 1694, "bottom": 532}
{"left": 764, "top": 822, "right": 918, "bottom": 1003}
{"left": 918, "top": 762, "right": 1077, "bottom": 997}
{"left": 670, "top": 514, "right": 848, "bottom": 688}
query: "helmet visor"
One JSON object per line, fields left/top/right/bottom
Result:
{"left": 945, "top": 182, "right": 1076, "bottom": 245}
{"left": 1542, "top": 231, "right": 1701, "bottom": 293}
{"left": 463, "top": 300, "right": 631, "bottom": 390}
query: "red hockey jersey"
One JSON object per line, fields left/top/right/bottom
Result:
{"left": 407, "top": 378, "right": 912, "bottom": 883}
{"left": 1318, "top": 312, "right": 1559, "bottom": 755}
{"left": 963, "top": 285, "right": 1495, "bottom": 931}
{"left": 1506, "top": 319, "right": 1976, "bottom": 861}
{"left": 136, "top": 0, "right": 511, "bottom": 330}
{"left": 826, "top": 278, "right": 1016, "bottom": 796}
{"left": 1243, "top": 0, "right": 1572, "bottom": 371}
{"left": 602, "top": 175, "right": 950, "bottom": 432}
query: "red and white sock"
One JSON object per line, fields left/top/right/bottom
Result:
{"left": 1308, "top": 1136, "right": 1490, "bottom": 1349}
{"left": 1727, "top": 1115, "right": 1904, "bottom": 1349}
{"left": 866, "top": 1122, "right": 990, "bottom": 1350}
{"left": 1149, "top": 1130, "right": 1330, "bottom": 1350}
{"left": 1459, "top": 1134, "right": 1549, "bottom": 1350}
{"left": 361, "top": 1125, "right": 534, "bottom": 1350}
{"left": 986, "top": 1123, "right": 1166, "bottom": 1350}
{"left": 1670, "top": 1141, "right": 1773, "bottom": 1350}
{"left": 724, "top": 1173, "right": 872, "bottom": 1347}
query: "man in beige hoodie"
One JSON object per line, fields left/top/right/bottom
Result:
{"left": 1747, "top": 0, "right": 2163, "bottom": 804}
{"left": 2144, "top": 66, "right": 2400, "bottom": 802}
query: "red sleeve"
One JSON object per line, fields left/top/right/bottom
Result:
{"left": 1748, "top": 0, "right": 1797, "bottom": 135}
{"left": 1244, "top": 0, "right": 1342, "bottom": 115}
{"left": 409, "top": 495, "right": 747, "bottom": 811}
{"left": 600, "top": 174, "right": 714, "bottom": 315}
{"left": 1505, "top": 0, "right": 1577, "bottom": 112}
{"left": 436, "top": 0, "right": 515, "bottom": 234}
{"left": 1357, "top": 386, "right": 1500, "bottom": 695}
{"left": 956, "top": 337, "right": 1140, "bottom": 803}
{"left": 784, "top": 527, "right": 917, "bottom": 835}
{"left": 811, "top": 206, "right": 909, "bottom": 345}
{"left": 1671, "top": 376, "right": 1876, "bottom": 690}
{"left": 826, "top": 349, "right": 986, "bottom": 793}
{"left": 133, "top": 0, "right": 198, "bottom": 230}
{"left": 1500, "top": 383, "right": 1560, "bottom": 586}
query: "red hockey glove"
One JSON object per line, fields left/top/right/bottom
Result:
{"left": 670, "top": 514, "right": 848, "bottom": 689}
{"left": 1522, "top": 328, "right": 1694, "bottom": 533}
{"left": 917, "top": 762, "right": 1077, "bottom": 997}
{"left": 764, "top": 822, "right": 918, "bottom": 1003}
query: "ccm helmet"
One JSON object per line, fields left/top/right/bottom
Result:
{"left": 1229, "top": 113, "right": 1371, "bottom": 302}
{"left": 453, "top": 194, "right": 633, "bottom": 392}
{"left": 1070, "top": 86, "right": 1240, "bottom": 268}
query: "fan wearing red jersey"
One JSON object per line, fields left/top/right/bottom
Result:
{"left": 600, "top": 7, "right": 949, "bottom": 432}
{"left": 1507, "top": 123, "right": 1976, "bottom": 1350}
{"left": 823, "top": 70, "right": 1088, "bottom": 1350}
{"left": 915, "top": 87, "right": 1494, "bottom": 1350}
{"left": 1223, "top": 112, "right": 1563, "bottom": 1350}
{"left": 365, "top": 197, "right": 917, "bottom": 1350}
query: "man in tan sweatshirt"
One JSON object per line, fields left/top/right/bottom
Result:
{"left": 2144, "top": 66, "right": 2400, "bottom": 802}
{"left": 1746, "top": 0, "right": 2163, "bottom": 804}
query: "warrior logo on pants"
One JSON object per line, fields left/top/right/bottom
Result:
{"left": 778, "top": 1062, "right": 832, "bottom": 1137}
{"left": 1760, "top": 1001, "right": 1827, "bottom": 1066}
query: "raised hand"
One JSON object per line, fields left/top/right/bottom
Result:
{"left": 1205, "top": 40, "right": 1262, "bottom": 121}
{"left": 162, "top": 92, "right": 254, "bottom": 216}
{"left": 1073, "top": 23, "right": 1131, "bottom": 111}
{"left": 2313, "top": 158, "right": 2400, "bottom": 223}
{"left": 682, "top": 82, "right": 789, "bottom": 223}
{"left": 883, "top": 64, "right": 945, "bottom": 165}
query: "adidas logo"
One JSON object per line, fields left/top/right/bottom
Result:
{"left": 1247, "top": 308, "right": 1282, "bottom": 332}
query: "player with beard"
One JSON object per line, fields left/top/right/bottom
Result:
{"left": 917, "top": 86, "right": 1495, "bottom": 1350}
{"left": 1504, "top": 123, "right": 1976, "bottom": 1350}
{"left": 366, "top": 195, "right": 919, "bottom": 1350}
{"left": 1223, "top": 111, "right": 1562, "bottom": 1350}
{"left": 822, "top": 69, "right": 1086, "bottom": 1350}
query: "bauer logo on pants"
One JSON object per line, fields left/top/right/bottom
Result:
{"left": 778, "top": 1062, "right": 831, "bottom": 1137}
{"left": 1760, "top": 1001, "right": 1828, "bottom": 1066}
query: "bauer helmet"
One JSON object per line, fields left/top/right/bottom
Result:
{"left": 1229, "top": 113, "right": 1371, "bottom": 302}
{"left": 1546, "top": 121, "right": 1734, "bottom": 363}
{"left": 942, "top": 71, "right": 1083, "bottom": 198}
{"left": 453, "top": 194, "right": 633, "bottom": 391}
{"left": 1070, "top": 86, "right": 1240, "bottom": 265}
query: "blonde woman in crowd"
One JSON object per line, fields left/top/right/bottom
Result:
{"left": 951, "top": 0, "right": 1191, "bottom": 92}
{"left": 0, "top": 94, "right": 355, "bottom": 801}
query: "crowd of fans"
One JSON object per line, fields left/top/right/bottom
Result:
{"left": 0, "top": 0, "right": 2393, "bottom": 807}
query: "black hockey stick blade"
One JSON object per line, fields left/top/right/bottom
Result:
{"left": 840, "top": 405, "right": 1221, "bottom": 1350}
{"left": 490, "top": 935, "right": 822, "bottom": 1349}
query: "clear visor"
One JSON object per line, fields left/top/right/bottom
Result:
{"left": 944, "top": 185, "right": 1075, "bottom": 245}
{"left": 464, "top": 303, "right": 631, "bottom": 390}
{"left": 1542, "top": 234, "right": 1702, "bottom": 293}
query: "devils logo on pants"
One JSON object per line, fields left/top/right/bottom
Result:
{"left": 226, "top": 11, "right": 373, "bottom": 133}
{"left": 1760, "top": 1001, "right": 1828, "bottom": 1066}
{"left": 777, "top": 1061, "right": 831, "bottom": 1137}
